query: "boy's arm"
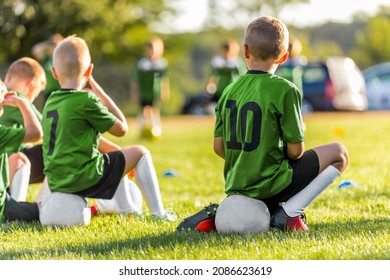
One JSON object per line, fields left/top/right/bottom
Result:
{"left": 98, "top": 136, "right": 120, "bottom": 153}
{"left": 4, "top": 92, "right": 42, "bottom": 143}
{"left": 287, "top": 142, "right": 304, "bottom": 160}
{"left": 86, "top": 75, "right": 128, "bottom": 137}
{"left": 160, "top": 77, "right": 170, "bottom": 103}
{"left": 214, "top": 136, "right": 225, "bottom": 159}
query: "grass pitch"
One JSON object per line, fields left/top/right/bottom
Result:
{"left": 0, "top": 112, "right": 389, "bottom": 260}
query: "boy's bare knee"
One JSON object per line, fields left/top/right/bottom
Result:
{"left": 9, "top": 152, "right": 30, "bottom": 170}
{"left": 333, "top": 142, "right": 349, "bottom": 172}
{"left": 133, "top": 145, "right": 149, "bottom": 156}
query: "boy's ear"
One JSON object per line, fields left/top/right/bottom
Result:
{"left": 51, "top": 67, "right": 59, "bottom": 80}
{"left": 277, "top": 52, "right": 289, "bottom": 64}
{"left": 243, "top": 44, "right": 250, "bottom": 59}
{"left": 84, "top": 64, "right": 94, "bottom": 78}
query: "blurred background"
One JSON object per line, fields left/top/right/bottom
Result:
{"left": 1, "top": 0, "right": 390, "bottom": 115}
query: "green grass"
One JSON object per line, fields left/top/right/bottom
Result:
{"left": 0, "top": 113, "right": 389, "bottom": 260}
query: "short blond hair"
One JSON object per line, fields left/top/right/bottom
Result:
{"left": 5, "top": 57, "right": 46, "bottom": 89}
{"left": 53, "top": 36, "right": 91, "bottom": 80}
{"left": 245, "top": 16, "right": 289, "bottom": 61}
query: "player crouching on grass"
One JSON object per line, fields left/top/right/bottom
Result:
{"left": 177, "top": 16, "right": 348, "bottom": 233}
{"left": 41, "top": 36, "right": 176, "bottom": 225}
{"left": 0, "top": 79, "right": 42, "bottom": 223}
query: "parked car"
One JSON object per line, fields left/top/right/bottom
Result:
{"left": 362, "top": 62, "right": 390, "bottom": 110}
{"left": 301, "top": 57, "right": 368, "bottom": 112}
{"left": 181, "top": 91, "right": 213, "bottom": 115}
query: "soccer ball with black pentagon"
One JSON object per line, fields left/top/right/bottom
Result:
{"left": 215, "top": 195, "right": 270, "bottom": 234}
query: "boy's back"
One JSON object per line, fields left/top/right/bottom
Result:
{"left": 215, "top": 71, "right": 304, "bottom": 199}
{"left": 42, "top": 89, "right": 116, "bottom": 193}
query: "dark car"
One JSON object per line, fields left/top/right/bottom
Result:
{"left": 301, "top": 57, "right": 368, "bottom": 112}
{"left": 181, "top": 91, "right": 213, "bottom": 115}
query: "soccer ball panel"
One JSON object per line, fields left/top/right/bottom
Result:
{"left": 39, "top": 192, "right": 91, "bottom": 227}
{"left": 215, "top": 195, "right": 270, "bottom": 234}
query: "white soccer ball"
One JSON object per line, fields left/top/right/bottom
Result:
{"left": 39, "top": 192, "right": 91, "bottom": 227}
{"left": 215, "top": 195, "right": 270, "bottom": 234}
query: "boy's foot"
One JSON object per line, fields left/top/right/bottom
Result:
{"left": 151, "top": 209, "right": 177, "bottom": 222}
{"left": 176, "top": 203, "right": 219, "bottom": 233}
{"left": 270, "top": 207, "right": 309, "bottom": 231}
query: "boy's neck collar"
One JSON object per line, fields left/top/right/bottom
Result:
{"left": 246, "top": 70, "right": 269, "bottom": 74}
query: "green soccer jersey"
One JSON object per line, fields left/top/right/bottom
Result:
{"left": 0, "top": 91, "right": 42, "bottom": 151}
{"left": 42, "top": 89, "right": 117, "bottom": 193}
{"left": 210, "top": 55, "right": 246, "bottom": 99}
{"left": 0, "top": 125, "right": 25, "bottom": 221}
{"left": 214, "top": 70, "right": 305, "bottom": 199}
{"left": 132, "top": 57, "right": 168, "bottom": 103}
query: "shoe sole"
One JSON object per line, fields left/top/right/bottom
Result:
{"left": 177, "top": 203, "right": 219, "bottom": 232}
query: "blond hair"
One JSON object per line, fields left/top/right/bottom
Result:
{"left": 53, "top": 35, "right": 91, "bottom": 80}
{"left": 5, "top": 57, "right": 46, "bottom": 90}
{"left": 245, "top": 16, "right": 289, "bottom": 61}
{"left": 145, "top": 36, "right": 164, "bottom": 60}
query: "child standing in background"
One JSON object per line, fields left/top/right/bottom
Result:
{"left": 130, "top": 36, "right": 170, "bottom": 139}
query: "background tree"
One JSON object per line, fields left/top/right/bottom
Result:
{"left": 0, "top": 0, "right": 173, "bottom": 64}
{"left": 352, "top": 14, "right": 390, "bottom": 68}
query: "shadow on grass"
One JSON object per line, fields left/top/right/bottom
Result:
{"left": 1, "top": 217, "right": 389, "bottom": 260}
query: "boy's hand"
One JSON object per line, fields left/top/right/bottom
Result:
{"left": 3, "top": 92, "right": 22, "bottom": 107}
{"left": 84, "top": 73, "right": 105, "bottom": 97}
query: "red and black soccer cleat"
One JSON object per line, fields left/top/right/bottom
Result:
{"left": 176, "top": 203, "right": 219, "bottom": 233}
{"left": 270, "top": 207, "right": 309, "bottom": 232}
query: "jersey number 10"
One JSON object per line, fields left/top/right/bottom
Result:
{"left": 226, "top": 100, "right": 261, "bottom": 152}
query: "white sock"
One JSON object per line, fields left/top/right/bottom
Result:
{"left": 282, "top": 165, "right": 340, "bottom": 217}
{"left": 35, "top": 177, "right": 51, "bottom": 204}
{"left": 10, "top": 165, "right": 30, "bottom": 201}
{"left": 135, "top": 152, "right": 166, "bottom": 217}
{"left": 96, "top": 176, "right": 141, "bottom": 214}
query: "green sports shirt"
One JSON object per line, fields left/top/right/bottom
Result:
{"left": 214, "top": 70, "right": 305, "bottom": 199}
{"left": 132, "top": 57, "right": 168, "bottom": 103}
{"left": 0, "top": 125, "right": 25, "bottom": 221}
{"left": 0, "top": 91, "right": 42, "bottom": 151}
{"left": 42, "top": 89, "right": 117, "bottom": 193}
{"left": 210, "top": 55, "right": 247, "bottom": 99}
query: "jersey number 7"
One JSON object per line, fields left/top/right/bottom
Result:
{"left": 46, "top": 110, "right": 59, "bottom": 155}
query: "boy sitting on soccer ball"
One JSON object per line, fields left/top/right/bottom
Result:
{"left": 0, "top": 79, "right": 42, "bottom": 222}
{"left": 41, "top": 36, "right": 176, "bottom": 225}
{"left": 178, "top": 16, "right": 348, "bottom": 233}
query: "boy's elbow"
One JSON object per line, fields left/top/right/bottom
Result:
{"left": 288, "top": 150, "right": 303, "bottom": 160}
{"left": 24, "top": 127, "right": 43, "bottom": 143}
{"left": 287, "top": 142, "right": 304, "bottom": 160}
{"left": 32, "top": 127, "right": 43, "bottom": 142}
{"left": 118, "top": 125, "right": 128, "bottom": 136}
{"left": 110, "top": 122, "right": 128, "bottom": 137}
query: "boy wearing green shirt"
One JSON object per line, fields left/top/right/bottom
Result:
{"left": 42, "top": 36, "right": 175, "bottom": 221}
{"left": 178, "top": 16, "right": 348, "bottom": 232}
{"left": 130, "top": 36, "right": 170, "bottom": 138}
{"left": 0, "top": 79, "right": 42, "bottom": 222}
{"left": 1, "top": 57, "right": 46, "bottom": 201}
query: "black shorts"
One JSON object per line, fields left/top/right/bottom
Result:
{"left": 262, "top": 149, "right": 320, "bottom": 215}
{"left": 140, "top": 99, "right": 154, "bottom": 107}
{"left": 73, "top": 151, "right": 126, "bottom": 199}
{"left": 23, "top": 144, "right": 45, "bottom": 184}
{"left": 4, "top": 194, "right": 39, "bottom": 222}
